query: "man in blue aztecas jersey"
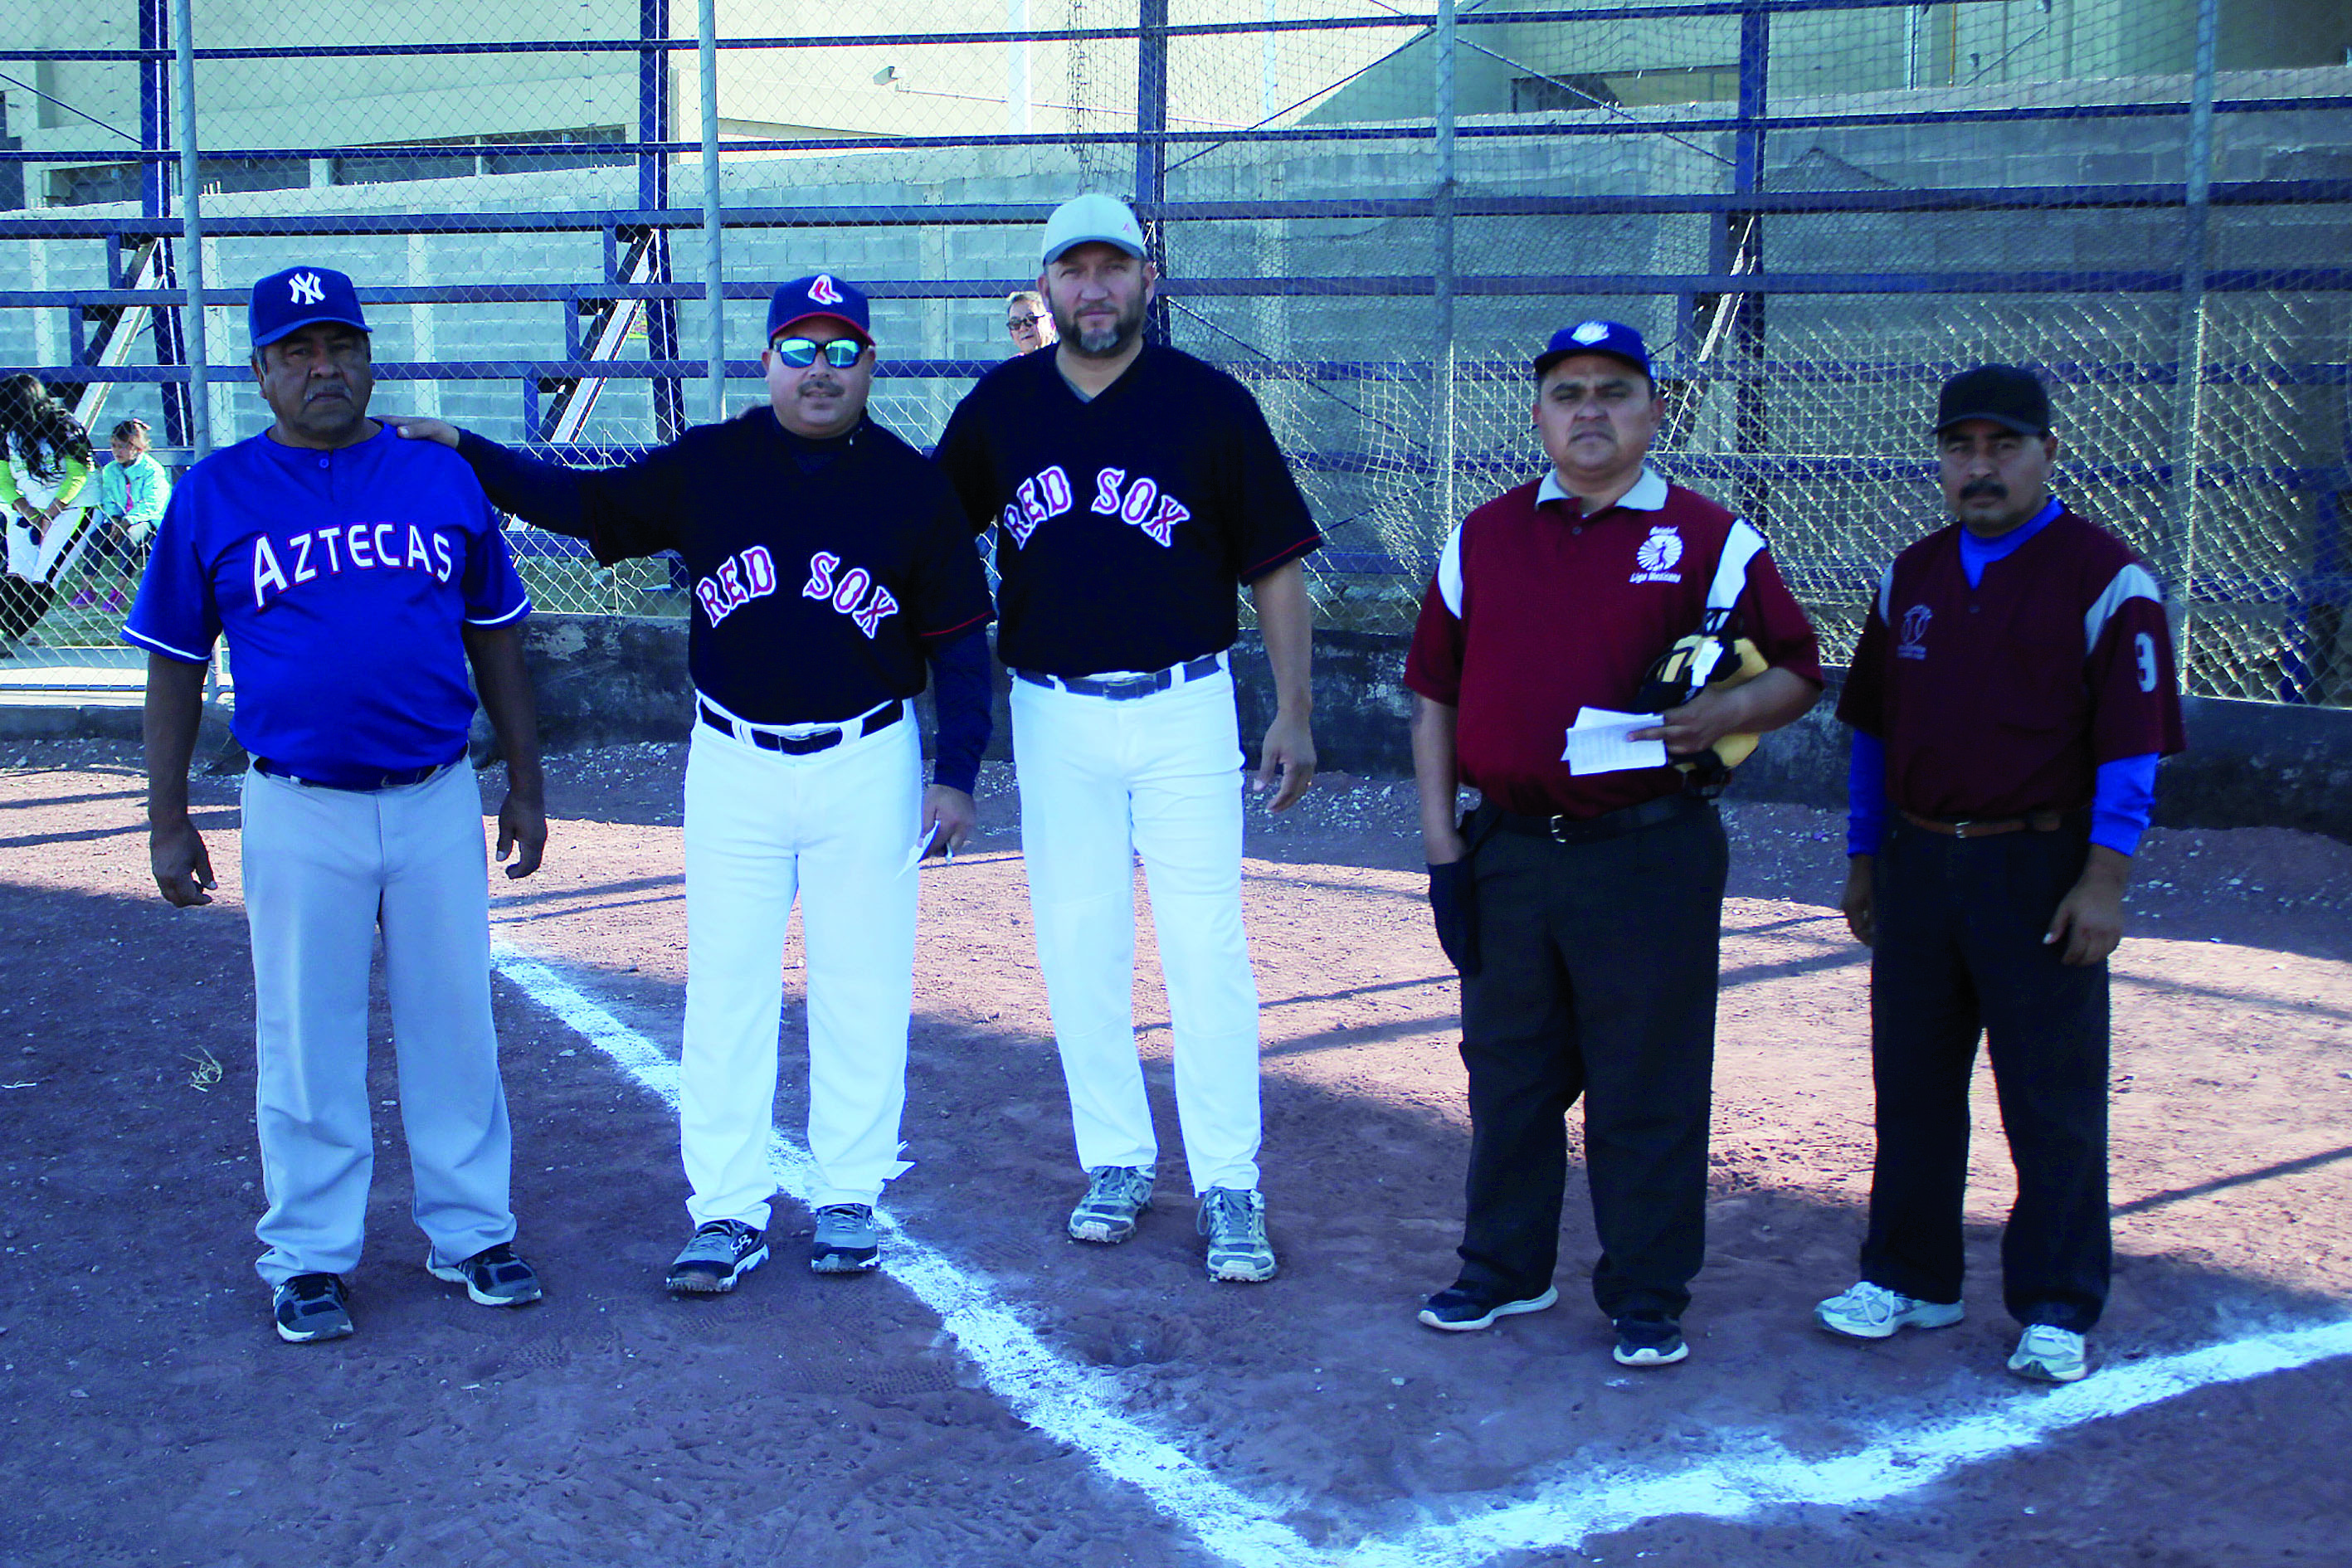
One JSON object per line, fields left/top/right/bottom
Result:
{"left": 395, "top": 275, "right": 994, "bottom": 1292}
{"left": 932, "top": 195, "right": 1322, "bottom": 1283}
{"left": 129, "top": 265, "right": 548, "bottom": 1344}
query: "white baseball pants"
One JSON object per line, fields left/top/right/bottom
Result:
{"left": 4, "top": 505, "right": 94, "bottom": 584}
{"left": 1010, "top": 665, "right": 1263, "bottom": 1195}
{"left": 241, "top": 762, "right": 516, "bottom": 1286}
{"left": 679, "top": 705, "right": 921, "bottom": 1226}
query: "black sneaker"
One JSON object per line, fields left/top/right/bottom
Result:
{"left": 1612, "top": 1312, "right": 1689, "bottom": 1367}
{"left": 666, "top": 1219, "right": 768, "bottom": 1293}
{"left": 273, "top": 1273, "right": 354, "bottom": 1343}
{"left": 426, "top": 1242, "right": 543, "bottom": 1307}
{"left": 1418, "top": 1281, "right": 1559, "bottom": 1332}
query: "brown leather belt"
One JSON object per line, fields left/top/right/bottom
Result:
{"left": 1898, "top": 807, "right": 2069, "bottom": 840}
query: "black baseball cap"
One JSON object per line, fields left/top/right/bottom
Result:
{"left": 1936, "top": 364, "right": 2052, "bottom": 436}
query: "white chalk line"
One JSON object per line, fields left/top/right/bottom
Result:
{"left": 494, "top": 949, "right": 2352, "bottom": 1568}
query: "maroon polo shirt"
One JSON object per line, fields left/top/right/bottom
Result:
{"left": 1405, "top": 468, "right": 1824, "bottom": 819}
{"left": 1838, "top": 509, "right": 2185, "bottom": 821}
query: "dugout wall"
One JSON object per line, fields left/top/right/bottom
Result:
{"left": 2, "top": 0, "right": 2347, "bottom": 705}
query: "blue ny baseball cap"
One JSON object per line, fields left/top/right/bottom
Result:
{"left": 768, "top": 274, "right": 873, "bottom": 346}
{"left": 1534, "top": 319, "right": 1653, "bottom": 383}
{"left": 249, "top": 265, "right": 370, "bottom": 349}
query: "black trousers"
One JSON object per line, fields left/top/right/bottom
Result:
{"left": 1454, "top": 800, "right": 1727, "bottom": 1320}
{"left": 1861, "top": 818, "right": 2111, "bottom": 1332}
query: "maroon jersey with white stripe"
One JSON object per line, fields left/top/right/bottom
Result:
{"left": 1405, "top": 469, "right": 1822, "bottom": 819}
{"left": 1838, "top": 509, "right": 2184, "bottom": 821}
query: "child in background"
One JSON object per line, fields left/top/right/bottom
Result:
{"left": 74, "top": 418, "right": 172, "bottom": 613}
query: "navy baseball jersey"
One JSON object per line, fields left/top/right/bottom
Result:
{"left": 931, "top": 343, "right": 1321, "bottom": 675}
{"left": 124, "top": 426, "right": 530, "bottom": 782}
{"left": 457, "top": 412, "right": 991, "bottom": 728}
{"left": 1838, "top": 508, "right": 2184, "bottom": 821}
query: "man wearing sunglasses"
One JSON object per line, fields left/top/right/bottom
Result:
{"left": 395, "top": 275, "right": 993, "bottom": 1292}
{"left": 1005, "top": 290, "right": 1056, "bottom": 355}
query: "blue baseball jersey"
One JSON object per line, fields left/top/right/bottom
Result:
{"left": 931, "top": 343, "right": 1321, "bottom": 676}
{"left": 124, "top": 425, "right": 530, "bottom": 781}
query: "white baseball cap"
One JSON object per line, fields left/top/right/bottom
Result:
{"left": 1041, "top": 194, "right": 1147, "bottom": 266}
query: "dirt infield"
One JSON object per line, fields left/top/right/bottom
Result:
{"left": 3, "top": 738, "right": 2350, "bottom": 1567}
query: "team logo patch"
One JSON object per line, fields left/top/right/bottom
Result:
{"left": 1570, "top": 320, "right": 1610, "bottom": 344}
{"left": 807, "top": 274, "right": 844, "bottom": 305}
{"left": 1629, "top": 526, "right": 1684, "bottom": 584}
{"left": 1897, "top": 603, "right": 1931, "bottom": 660}
{"left": 287, "top": 271, "right": 325, "bottom": 305}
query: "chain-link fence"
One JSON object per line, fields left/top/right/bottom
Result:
{"left": 4, "top": 0, "right": 2347, "bottom": 703}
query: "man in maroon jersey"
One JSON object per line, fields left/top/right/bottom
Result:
{"left": 1404, "top": 320, "right": 1822, "bottom": 1367}
{"left": 1815, "top": 364, "right": 2184, "bottom": 1385}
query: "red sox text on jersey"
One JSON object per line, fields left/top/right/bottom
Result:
{"left": 250, "top": 523, "right": 460, "bottom": 610}
{"left": 1001, "top": 465, "right": 1191, "bottom": 549}
{"left": 689, "top": 545, "right": 899, "bottom": 640}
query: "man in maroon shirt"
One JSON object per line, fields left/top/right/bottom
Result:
{"left": 1817, "top": 365, "right": 2184, "bottom": 1384}
{"left": 1404, "top": 321, "right": 1822, "bottom": 1366}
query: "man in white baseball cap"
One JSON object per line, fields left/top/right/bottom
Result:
{"left": 932, "top": 194, "right": 1322, "bottom": 1282}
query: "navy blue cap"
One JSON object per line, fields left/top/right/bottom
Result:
{"left": 249, "top": 265, "right": 370, "bottom": 349}
{"left": 767, "top": 274, "right": 873, "bottom": 346}
{"left": 1533, "top": 319, "right": 1653, "bottom": 383}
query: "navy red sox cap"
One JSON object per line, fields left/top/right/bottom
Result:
{"left": 1936, "top": 363, "right": 2053, "bottom": 436}
{"left": 1533, "top": 319, "right": 1653, "bottom": 383}
{"left": 768, "top": 274, "right": 873, "bottom": 346}
{"left": 249, "top": 265, "right": 370, "bottom": 349}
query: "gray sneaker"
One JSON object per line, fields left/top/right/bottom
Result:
{"left": 811, "top": 1204, "right": 881, "bottom": 1273}
{"left": 1069, "top": 1166, "right": 1155, "bottom": 1244}
{"left": 1815, "top": 1280, "right": 1965, "bottom": 1340}
{"left": 1197, "top": 1187, "right": 1277, "bottom": 1283}
{"left": 2008, "top": 1324, "right": 2089, "bottom": 1384}
{"left": 665, "top": 1219, "right": 768, "bottom": 1293}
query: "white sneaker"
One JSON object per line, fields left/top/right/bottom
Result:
{"left": 1815, "top": 1280, "right": 1965, "bottom": 1339}
{"left": 2008, "top": 1324, "right": 2089, "bottom": 1383}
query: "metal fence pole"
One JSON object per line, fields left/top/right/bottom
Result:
{"left": 697, "top": 0, "right": 723, "bottom": 426}
{"left": 1433, "top": 0, "right": 1457, "bottom": 539}
{"left": 169, "top": 0, "right": 211, "bottom": 459}
{"left": 2167, "top": 0, "right": 2220, "bottom": 674}
{"left": 1135, "top": 0, "right": 1171, "bottom": 344}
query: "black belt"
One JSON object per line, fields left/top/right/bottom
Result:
{"left": 253, "top": 757, "right": 447, "bottom": 792}
{"left": 1490, "top": 793, "right": 1702, "bottom": 845}
{"left": 1013, "top": 654, "right": 1223, "bottom": 700}
{"left": 1898, "top": 806, "right": 2074, "bottom": 840}
{"left": 699, "top": 699, "right": 903, "bottom": 756}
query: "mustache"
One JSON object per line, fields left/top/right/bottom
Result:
{"left": 795, "top": 378, "right": 843, "bottom": 395}
{"left": 1960, "top": 480, "right": 2007, "bottom": 499}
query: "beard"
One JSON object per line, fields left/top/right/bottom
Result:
{"left": 1052, "top": 290, "right": 1147, "bottom": 358}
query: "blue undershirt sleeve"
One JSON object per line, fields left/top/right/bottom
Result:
{"left": 926, "top": 626, "right": 993, "bottom": 796}
{"left": 1847, "top": 728, "right": 1887, "bottom": 858}
{"left": 2090, "top": 752, "right": 2159, "bottom": 857}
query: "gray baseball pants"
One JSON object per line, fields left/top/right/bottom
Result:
{"left": 241, "top": 761, "right": 516, "bottom": 1287}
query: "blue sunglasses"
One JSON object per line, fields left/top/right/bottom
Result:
{"left": 770, "top": 336, "right": 865, "bottom": 368}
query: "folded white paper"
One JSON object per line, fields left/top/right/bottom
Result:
{"left": 899, "top": 823, "right": 941, "bottom": 875}
{"left": 1561, "top": 707, "right": 1668, "bottom": 776}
